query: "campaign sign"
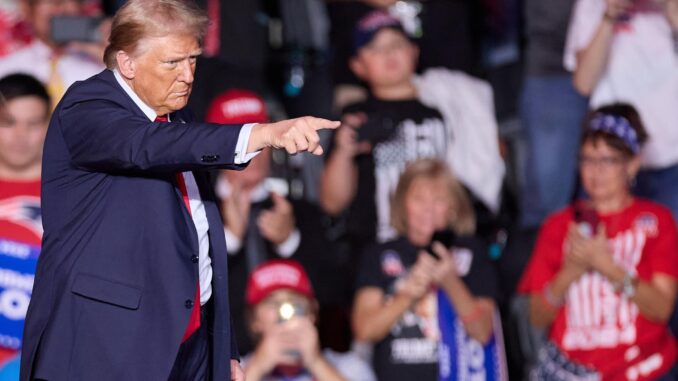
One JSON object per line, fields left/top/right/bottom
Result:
{"left": 0, "top": 239, "right": 39, "bottom": 349}
{"left": 437, "top": 289, "right": 508, "bottom": 381}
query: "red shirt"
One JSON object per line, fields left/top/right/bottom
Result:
{"left": 0, "top": 178, "right": 42, "bottom": 246}
{"left": 0, "top": 178, "right": 41, "bottom": 364}
{"left": 519, "top": 199, "right": 678, "bottom": 380}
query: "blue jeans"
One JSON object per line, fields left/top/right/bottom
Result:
{"left": 635, "top": 164, "right": 678, "bottom": 223}
{"left": 520, "top": 75, "right": 589, "bottom": 228}
{"left": 634, "top": 164, "right": 678, "bottom": 340}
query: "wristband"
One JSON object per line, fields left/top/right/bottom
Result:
{"left": 542, "top": 283, "right": 565, "bottom": 309}
{"left": 614, "top": 271, "right": 638, "bottom": 298}
{"left": 460, "top": 302, "right": 486, "bottom": 325}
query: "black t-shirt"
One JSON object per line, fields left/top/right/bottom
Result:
{"left": 356, "top": 236, "right": 498, "bottom": 381}
{"left": 332, "top": 97, "right": 447, "bottom": 250}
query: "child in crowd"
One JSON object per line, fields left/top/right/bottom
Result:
{"left": 243, "top": 259, "right": 375, "bottom": 381}
{"left": 320, "top": 10, "right": 504, "bottom": 254}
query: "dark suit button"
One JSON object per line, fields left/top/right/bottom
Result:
{"left": 185, "top": 299, "right": 194, "bottom": 309}
{"left": 201, "top": 154, "right": 219, "bottom": 163}
{"left": 191, "top": 255, "right": 199, "bottom": 263}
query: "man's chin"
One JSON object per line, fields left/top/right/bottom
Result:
{"left": 168, "top": 97, "right": 190, "bottom": 112}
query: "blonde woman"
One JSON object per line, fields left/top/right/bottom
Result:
{"left": 352, "top": 159, "right": 500, "bottom": 381}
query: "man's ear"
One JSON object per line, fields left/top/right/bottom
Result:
{"left": 116, "top": 51, "right": 136, "bottom": 79}
{"left": 349, "top": 56, "right": 368, "bottom": 81}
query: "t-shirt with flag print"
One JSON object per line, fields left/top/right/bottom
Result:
{"left": 356, "top": 235, "right": 498, "bottom": 381}
{"left": 519, "top": 198, "right": 678, "bottom": 380}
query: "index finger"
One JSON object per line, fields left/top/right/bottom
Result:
{"left": 306, "top": 117, "right": 341, "bottom": 131}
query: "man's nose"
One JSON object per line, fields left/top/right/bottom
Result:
{"left": 179, "top": 60, "right": 194, "bottom": 84}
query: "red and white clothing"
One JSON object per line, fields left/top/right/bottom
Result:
{"left": 519, "top": 198, "right": 678, "bottom": 380}
{"left": 564, "top": 0, "right": 678, "bottom": 169}
{"left": 0, "top": 178, "right": 41, "bottom": 364}
{"left": 0, "top": 178, "right": 41, "bottom": 246}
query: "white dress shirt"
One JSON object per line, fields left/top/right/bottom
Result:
{"left": 113, "top": 69, "right": 258, "bottom": 305}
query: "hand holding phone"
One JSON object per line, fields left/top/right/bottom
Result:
{"left": 574, "top": 201, "right": 599, "bottom": 238}
{"left": 50, "top": 16, "right": 104, "bottom": 44}
{"left": 425, "top": 230, "right": 456, "bottom": 259}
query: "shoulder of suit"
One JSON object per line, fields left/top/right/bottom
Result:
{"left": 59, "top": 70, "right": 127, "bottom": 109}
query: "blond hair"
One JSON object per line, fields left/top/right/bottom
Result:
{"left": 391, "top": 159, "right": 476, "bottom": 236}
{"left": 103, "top": 0, "right": 209, "bottom": 69}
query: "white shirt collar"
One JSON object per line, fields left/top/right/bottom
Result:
{"left": 112, "top": 69, "right": 158, "bottom": 122}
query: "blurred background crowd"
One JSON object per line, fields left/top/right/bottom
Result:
{"left": 1, "top": 0, "right": 678, "bottom": 380}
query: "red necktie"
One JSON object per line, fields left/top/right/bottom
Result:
{"left": 155, "top": 115, "right": 201, "bottom": 342}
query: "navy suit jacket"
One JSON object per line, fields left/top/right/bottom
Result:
{"left": 21, "top": 70, "right": 244, "bottom": 380}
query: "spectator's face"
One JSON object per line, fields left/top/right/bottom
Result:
{"left": 26, "top": 0, "right": 81, "bottom": 45}
{"left": 0, "top": 96, "right": 49, "bottom": 175}
{"left": 404, "top": 177, "right": 451, "bottom": 244}
{"left": 579, "top": 140, "right": 638, "bottom": 203}
{"left": 351, "top": 29, "right": 418, "bottom": 88}
{"left": 120, "top": 33, "right": 200, "bottom": 116}
{"left": 224, "top": 148, "right": 271, "bottom": 191}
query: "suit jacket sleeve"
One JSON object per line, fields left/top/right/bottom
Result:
{"left": 59, "top": 97, "right": 247, "bottom": 174}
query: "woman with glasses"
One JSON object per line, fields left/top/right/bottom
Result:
{"left": 520, "top": 103, "right": 678, "bottom": 380}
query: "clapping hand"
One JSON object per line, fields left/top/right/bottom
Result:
{"left": 566, "top": 222, "right": 615, "bottom": 274}
{"left": 395, "top": 252, "right": 437, "bottom": 302}
{"left": 429, "top": 241, "right": 458, "bottom": 285}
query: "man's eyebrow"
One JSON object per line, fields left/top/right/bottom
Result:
{"left": 164, "top": 51, "right": 203, "bottom": 61}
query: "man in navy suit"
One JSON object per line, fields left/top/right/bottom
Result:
{"left": 19, "top": 0, "right": 338, "bottom": 380}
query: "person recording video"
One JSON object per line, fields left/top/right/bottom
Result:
{"left": 352, "top": 159, "right": 503, "bottom": 381}
{"left": 242, "top": 259, "right": 375, "bottom": 381}
{"left": 0, "top": 0, "right": 106, "bottom": 104}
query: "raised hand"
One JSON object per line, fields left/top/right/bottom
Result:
{"left": 222, "top": 182, "right": 251, "bottom": 241}
{"left": 664, "top": 0, "right": 678, "bottom": 30}
{"left": 604, "top": 0, "right": 633, "bottom": 20}
{"left": 248, "top": 116, "right": 340, "bottom": 155}
{"left": 334, "top": 113, "right": 372, "bottom": 158}
{"left": 257, "top": 192, "right": 295, "bottom": 245}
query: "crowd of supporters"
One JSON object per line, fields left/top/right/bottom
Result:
{"left": 1, "top": 0, "right": 678, "bottom": 379}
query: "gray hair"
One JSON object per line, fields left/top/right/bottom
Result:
{"left": 103, "top": 0, "right": 209, "bottom": 69}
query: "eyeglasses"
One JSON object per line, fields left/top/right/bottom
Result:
{"left": 578, "top": 155, "right": 627, "bottom": 169}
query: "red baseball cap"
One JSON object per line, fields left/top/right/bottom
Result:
{"left": 205, "top": 89, "right": 268, "bottom": 124}
{"left": 246, "top": 259, "right": 315, "bottom": 306}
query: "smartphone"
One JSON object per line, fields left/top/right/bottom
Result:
{"left": 574, "top": 201, "right": 599, "bottom": 238}
{"left": 50, "top": 16, "right": 103, "bottom": 44}
{"left": 425, "top": 230, "right": 456, "bottom": 260}
{"left": 277, "top": 301, "right": 307, "bottom": 323}
{"left": 356, "top": 112, "right": 397, "bottom": 143}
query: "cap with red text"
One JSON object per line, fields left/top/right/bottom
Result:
{"left": 246, "top": 259, "right": 315, "bottom": 305}
{"left": 205, "top": 89, "right": 268, "bottom": 125}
